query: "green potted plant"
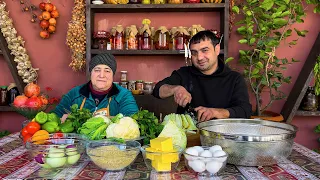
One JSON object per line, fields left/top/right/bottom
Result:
{"left": 230, "top": 0, "right": 308, "bottom": 120}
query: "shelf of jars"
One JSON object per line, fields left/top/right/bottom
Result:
{"left": 295, "top": 110, "right": 320, "bottom": 116}
{"left": 90, "top": 3, "right": 226, "bottom": 13}
{"left": 91, "top": 49, "right": 224, "bottom": 55}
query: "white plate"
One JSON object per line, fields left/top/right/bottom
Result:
{"left": 92, "top": 1, "right": 104, "bottom": 4}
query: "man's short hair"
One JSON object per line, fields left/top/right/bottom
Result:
{"left": 189, "top": 30, "right": 220, "bottom": 48}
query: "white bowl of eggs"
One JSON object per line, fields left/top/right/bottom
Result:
{"left": 183, "top": 145, "right": 228, "bottom": 177}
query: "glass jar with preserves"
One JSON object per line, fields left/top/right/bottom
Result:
{"left": 128, "top": 80, "right": 136, "bottom": 91}
{"left": 174, "top": 26, "right": 190, "bottom": 50}
{"left": 154, "top": 26, "right": 170, "bottom": 50}
{"left": 120, "top": 82, "right": 128, "bottom": 89}
{"left": 150, "top": 27, "right": 155, "bottom": 50}
{"left": 126, "top": 25, "right": 138, "bottom": 50}
{"left": 135, "top": 80, "right": 144, "bottom": 91}
{"left": 142, "top": 0, "right": 151, "bottom": 4}
{"left": 7, "top": 83, "right": 19, "bottom": 105}
{"left": 120, "top": 71, "right": 128, "bottom": 82}
{"left": 141, "top": 29, "right": 151, "bottom": 50}
{"left": 170, "top": 27, "right": 177, "bottom": 50}
{"left": 152, "top": 0, "right": 166, "bottom": 4}
{"left": 168, "top": 0, "right": 182, "bottom": 3}
{"left": 189, "top": 24, "right": 205, "bottom": 38}
{"left": 112, "top": 25, "right": 124, "bottom": 50}
{"left": 301, "top": 86, "right": 318, "bottom": 111}
{"left": 0, "top": 86, "right": 8, "bottom": 106}
{"left": 129, "top": 0, "right": 142, "bottom": 3}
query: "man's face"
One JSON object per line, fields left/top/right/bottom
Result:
{"left": 190, "top": 39, "right": 220, "bottom": 75}
{"left": 90, "top": 64, "right": 113, "bottom": 91}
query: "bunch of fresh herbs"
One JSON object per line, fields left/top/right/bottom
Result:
{"left": 65, "top": 104, "right": 92, "bottom": 132}
{"left": 131, "top": 110, "right": 164, "bottom": 145}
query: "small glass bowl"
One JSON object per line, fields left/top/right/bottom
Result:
{"left": 141, "top": 145, "right": 183, "bottom": 173}
{"left": 183, "top": 146, "right": 228, "bottom": 177}
{"left": 86, "top": 140, "right": 141, "bottom": 171}
{"left": 25, "top": 133, "right": 87, "bottom": 169}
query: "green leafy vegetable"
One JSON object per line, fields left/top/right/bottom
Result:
{"left": 65, "top": 104, "right": 92, "bottom": 132}
{"left": 78, "top": 117, "right": 108, "bottom": 140}
{"left": 131, "top": 110, "right": 163, "bottom": 145}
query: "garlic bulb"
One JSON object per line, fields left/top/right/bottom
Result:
{"left": 0, "top": 2, "right": 38, "bottom": 83}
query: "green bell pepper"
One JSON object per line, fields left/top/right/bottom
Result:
{"left": 42, "top": 121, "right": 60, "bottom": 133}
{"left": 59, "top": 121, "right": 74, "bottom": 133}
{"left": 35, "top": 111, "right": 48, "bottom": 124}
{"left": 47, "top": 113, "right": 61, "bottom": 124}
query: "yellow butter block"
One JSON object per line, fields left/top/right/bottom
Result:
{"left": 151, "top": 160, "right": 171, "bottom": 171}
{"left": 153, "top": 153, "right": 179, "bottom": 163}
{"left": 150, "top": 137, "right": 173, "bottom": 151}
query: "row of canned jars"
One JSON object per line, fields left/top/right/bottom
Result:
{"left": 114, "top": 80, "right": 154, "bottom": 94}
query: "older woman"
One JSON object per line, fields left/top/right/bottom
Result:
{"left": 54, "top": 53, "right": 138, "bottom": 117}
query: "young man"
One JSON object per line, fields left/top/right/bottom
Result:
{"left": 54, "top": 53, "right": 138, "bottom": 118}
{"left": 153, "top": 30, "right": 252, "bottom": 122}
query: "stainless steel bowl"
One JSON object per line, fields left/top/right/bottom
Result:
{"left": 198, "top": 119, "right": 298, "bottom": 166}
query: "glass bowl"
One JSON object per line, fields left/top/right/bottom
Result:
{"left": 183, "top": 146, "right": 228, "bottom": 177}
{"left": 25, "top": 133, "right": 87, "bottom": 169}
{"left": 140, "top": 145, "right": 183, "bottom": 173}
{"left": 86, "top": 140, "right": 141, "bottom": 171}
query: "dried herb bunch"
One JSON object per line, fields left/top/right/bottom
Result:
{"left": 66, "top": 0, "right": 86, "bottom": 72}
{"left": 0, "top": 2, "right": 38, "bottom": 83}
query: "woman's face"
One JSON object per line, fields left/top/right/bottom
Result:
{"left": 90, "top": 64, "right": 113, "bottom": 91}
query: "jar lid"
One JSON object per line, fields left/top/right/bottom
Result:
{"left": 120, "top": 82, "right": 128, "bottom": 84}
{"left": 121, "top": 71, "right": 127, "bottom": 73}
{"left": 144, "top": 81, "right": 153, "bottom": 84}
{"left": 129, "top": 80, "right": 136, "bottom": 83}
{"left": 0, "top": 86, "right": 8, "bottom": 89}
{"left": 136, "top": 80, "right": 144, "bottom": 83}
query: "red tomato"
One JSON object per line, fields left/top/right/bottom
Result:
{"left": 23, "top": 134, "right": 32, "bottom": 144}
{"left": 21, "top": 127, "right": 29, "bottom": 137}
{"left": 26, "top": 122, "right": 41, "bottom": 135}
{"left": 53, "top": 132, "right": 63, "bottom": 138}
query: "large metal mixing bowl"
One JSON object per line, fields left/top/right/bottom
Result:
{"left": 198, "top": 119, "right": 298, "bottom": 166}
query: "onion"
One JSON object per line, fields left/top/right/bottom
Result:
{"left": 66, "top": 145, "right": 76, "bottom": 149}
{"left": 34, "top": 154, "right": 45, "bottom": 164}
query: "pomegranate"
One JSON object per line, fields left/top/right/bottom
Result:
{"left": 42, "top": 11, "right": 51, "bottom": 20}
{"left": 51, "top": 10, "right": 59, "bottom": 18}
{"left": 39, "top": 2, "right": 46, "bottom": 11}
{"left": 25, "top": 96, "right": 43, "bottom": 108}
{"left": 45, "top": 3, "right": 54, "bottom": 12}
{"left": 40, "top": 20, "right": 49, "bottom": 29}
{"left": 39, "top": 95, "right": 48, "bottom": 105}
{"left": 13, "top": 95, "right": 28, "bottom": 107}
{"left": 40, "top": 30, "right": 50, "bottom": 39}
{"left": 48, "top": 26, "right": 56, "bottom": 34}
{"left": 48, "top": 18, "right": 56, "bottom": 26}
{"left": 24, "top": 82, "right": 40, "bottom": 97}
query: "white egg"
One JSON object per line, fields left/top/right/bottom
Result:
{"left": 190, "top": 160, "right": 206, "bottom": 173}
{"left": 185, "top": 147, "right": 199, "bottom": 160}
{"left": 209, "top": 145, "right": 222, "bottom": 154}
{"left": 200, "top": 150, "right": 212, "bottom": 158}
{"left": 212, "top": 150, "right": 227, "bottom": 163}
{"left": 193, "top": 146, "right": 204, "bottom": 154}
{"left": 206, "top": 161, "right": 223, "bottom": 174}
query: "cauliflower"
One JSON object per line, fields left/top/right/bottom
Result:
{"left": 106, "top": 116, "right": 140, "bottom": 140}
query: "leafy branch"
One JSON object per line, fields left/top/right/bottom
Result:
{"left": 233, "top": 0, "right": 307, "bottom": 116}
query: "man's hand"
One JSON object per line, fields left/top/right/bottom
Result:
{"left": 173, "top": 86, "right": 192, "bottom": 107}
{"left": 195, "top": 106, "right": 230, "bottom": 122}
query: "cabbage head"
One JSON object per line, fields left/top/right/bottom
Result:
{"left": 106, "top": 117, "right": 140, "bottom": 140}
{"left": 158, "top": 119, "right": 187, "bottom": 149}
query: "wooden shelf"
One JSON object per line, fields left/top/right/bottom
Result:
{"left": 90, "top": 3, "right": 225, "bottom": 13}
{"left": 91, "top": 49, "right": 224, "bottom": 55}
{"left": 295, "top": 110, "right": 320, "bottom": 116}
{"left": 0, "top": 106, "right": 14, "bottom": 112}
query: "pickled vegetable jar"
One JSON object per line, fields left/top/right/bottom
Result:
{"left": 112, "top": 25, "right": 124, "bottom": 50}
{"left": 154, "top": 26, "right": 170, "bottom": 50}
